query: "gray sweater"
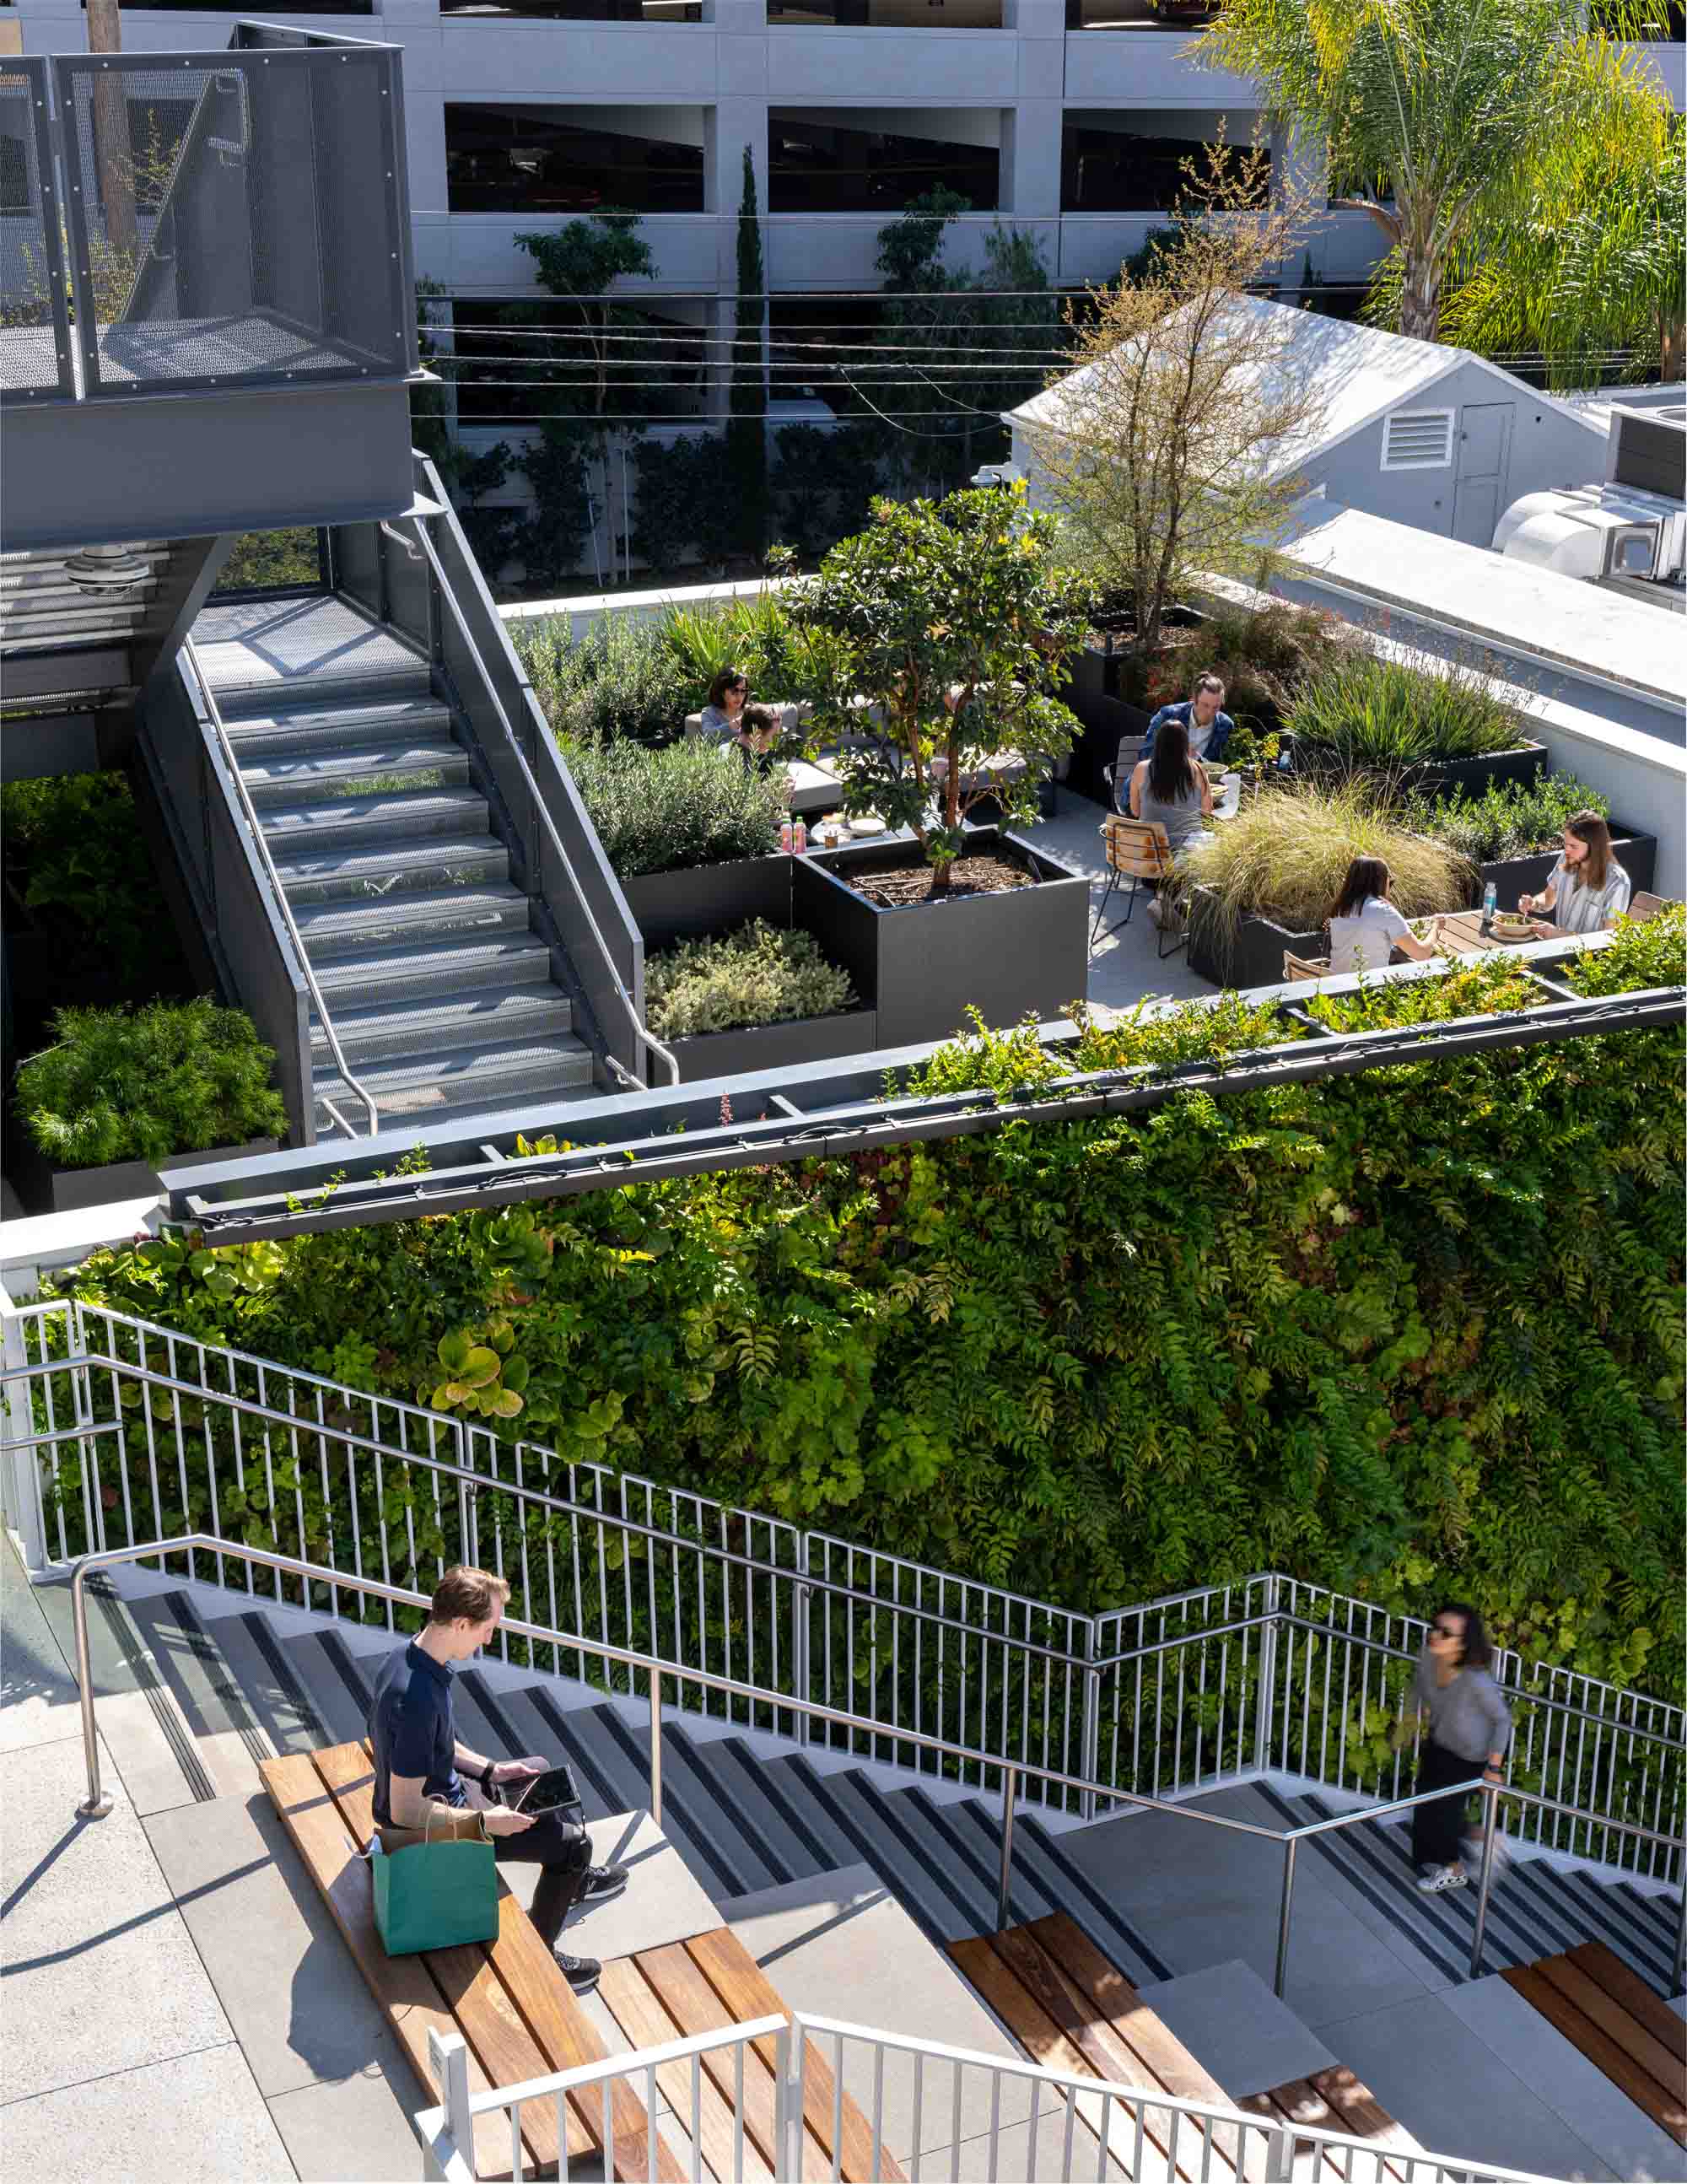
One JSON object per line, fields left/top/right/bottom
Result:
{"left": 1413, "top": 1649, "right": 1513, "bottom": 1765}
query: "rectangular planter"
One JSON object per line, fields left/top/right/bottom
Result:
{"left": 48, "top": 1135, "right": 281, "bottom": 1215}
{"left": 618, "top": 855, "right": 793, "bottom": 952}
{"left": 1475, "top": 829, "right": 1657, "bottom": 911}
{"left": 793, "top": 827, "right": 1091, "bottom": 1050}
{"left": 1064, "top": 650, "right": 1145, "bottom": 807}
{"left": 1411, "top": 741, "right": 1549, "bottom": 801}
{"left": 1187, "top": 892, "right": 1322, "bottom": 992}
{"left": 664, "top": 1009, "right": 879, "bottom": 1085}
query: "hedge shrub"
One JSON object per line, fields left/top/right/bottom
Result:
{"left": 46, "top": 914, "right": 1686, "bottom": 1713}
{"left": 562, "top": 735, "right": 786, "bottom": 877}
{"left": 646, "top": 920, "right": 858, "bottom": 1038}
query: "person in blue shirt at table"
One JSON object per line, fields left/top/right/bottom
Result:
{"left": 369, "top": 1565, "right": 628, "bottom": 1993}
{"left": 1140, "top": 672, "right": 1235, "bottom": 770}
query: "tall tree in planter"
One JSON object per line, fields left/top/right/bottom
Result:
{"left": 795, "top": 483, "right": 1091, "bottom": 895}
{"left": 1018, "top": 143, "right": 1328, "bottom": 655}
{"left": 727, "top": 146, "right": 769, "bottom": 558}
{"left": 1194, "top": 0, "right": 1671, "bottom": 343}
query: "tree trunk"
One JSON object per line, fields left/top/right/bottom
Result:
{"left": 1659, "top": 314, "right": 1683, "bottom": 387}
{"left": 1397, "top": 243, "right": 1443, "bottom": 344}
{"left": 87, "top": 0, "right": 138, "bottom": 267}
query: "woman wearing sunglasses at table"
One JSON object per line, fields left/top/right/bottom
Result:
{"left": 1518, "top": 812, "right": 1631, "bottom": 935}
{"left": 1395, "top": 1604, "right": 1512, "bottom": 1894}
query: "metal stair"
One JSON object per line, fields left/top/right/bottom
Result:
{"left": 192, "top": 596, "right": 599, "bottom": 1136}
{"left": 1256, "top": 1783, "right": 1680, "bottom": 1996}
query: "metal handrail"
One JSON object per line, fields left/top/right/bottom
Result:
{"left": 402, "top": 513, "right": 681, "bottom": 1090}
{"left": 180, "top": 635, "right": 380, "bottom": 1140}
{"left": 64, "top": 1535, "right": 1687, "bottom": 2003}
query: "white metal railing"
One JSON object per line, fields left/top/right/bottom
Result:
{"left": 8, "top": 1294, "right": 1684, "bottom": 1894}
{"left": 418, "top": 2009, "right": 1575, "bottom": 2184}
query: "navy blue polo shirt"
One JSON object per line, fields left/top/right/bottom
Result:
{"left": 369, "top": 1639, "right": 468, "bottom": 1826}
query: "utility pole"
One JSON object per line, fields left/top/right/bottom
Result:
{"left": 85, "top": 0, "right": 137, "bottom": 268}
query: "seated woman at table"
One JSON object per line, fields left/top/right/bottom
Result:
{"left": 735, "top": 703, "right": 784, "bottom": 779}
{"left": 1327, "top": 858, "right": 1443, "bottom": 973}
{"left": 1518, "top": 812, "right": 1631, "bottom": 934}
{"left": 1127, "top": 718, "right": 1214, "bottom": 928}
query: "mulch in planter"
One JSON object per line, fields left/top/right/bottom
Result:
{"left": 845, "top": 851, "right": 1034, "bottom": 909}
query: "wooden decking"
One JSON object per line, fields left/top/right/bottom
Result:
{"left": 948, "top": 1912, "right": 1420, "bottom": 2183}
{"left": 261, "top": 1741, "right": 903, "bottom": 2182}
{"left": 1502, "top": 1939, "right": 1687, "bottom": 2150}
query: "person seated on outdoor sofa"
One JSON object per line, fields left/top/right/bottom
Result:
{"left": 698, "top": 666, "right": 759, "bottom": 758}
{"left": 1140, "top": 671, "right": 1235, "bottom": 768}
{"left": 369, "top": 1563, "right": 628, "bottom": 1994}
{"left": 1518, "top": 812, "right": 1632, "bottom": 935}
{"left": 736, "top": 701, "right": 785, "bottom": 779}
{"left": 1327, "top": 856, "right": 1442, "bottom": 973}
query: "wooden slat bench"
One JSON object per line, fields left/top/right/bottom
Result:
{"left": 261, "top": 1741, "right": 904, "bottom": 2183}
{"left": 1502, "top": 1940, "right": 1687, "bottom": 2149}
{"left": 949, "top": 1912, "right": 1420, "bottom": 2184}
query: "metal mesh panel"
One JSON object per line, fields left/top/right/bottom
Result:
{"left": 54, "top": 49, "right": 410, "bottom": 398}
{"left": 0, "top": 60, "right": 74, "bottom": 402}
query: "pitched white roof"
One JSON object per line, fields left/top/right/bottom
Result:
{"left": 1009, "top": 294, "right": 1560, "bottom": 480}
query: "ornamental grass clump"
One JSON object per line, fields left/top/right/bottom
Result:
{"left": 562, "top": 736, "right": 785, "bottom": 877}
{"left": 18, "top": 998, "right": 287, "bottom": 1168}
{"left": 645, "top": 920, "right": 857, "bottom": 1039}
{"left": 1286, "top": 649, "right": 1521, "bottom": 770}
{"left": 1183, "top": 781, "right": 1474, "bottom": 934}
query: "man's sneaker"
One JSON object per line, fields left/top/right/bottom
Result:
{"left": 1415, "top": 1863, "right": 1467, "bottom": 1893}
{"left": 580, "top": 1863, "right": 629, "bottom": 1902}
{"left": 555, "top": 1949, "right": 601, "bottom": 1993}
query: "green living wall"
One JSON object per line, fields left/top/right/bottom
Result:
{"left": 49, "top": 921, "right": 1687, "bottom": 1707}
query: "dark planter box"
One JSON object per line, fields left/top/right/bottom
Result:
{"left": 1474, "top": 829, "right": 1657, "bottom": 910}
{"left": 664, "top": 1008, "right": 879, "bottom": 1084}
{"left": 618, "top": 855, "right": 793, "bottom": 952}
{"left": 1064, "top": 650, "right": 1145, "bottom": 806}
{"left": 1187, "top": 892, "right": 1321, "bottom": 991}
{"left": 793, "top": 827, "right": 1091, "bottom": 1049}
{"left": 1415, "top": 741, "right": 1548, "bottom": 801}
{"left": 47, "top": 1135, "right": 282, "bottom": 1214}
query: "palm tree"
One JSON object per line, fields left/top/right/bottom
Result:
{"left": 1194, "top": 0, "right": 1675, "bottom": 344}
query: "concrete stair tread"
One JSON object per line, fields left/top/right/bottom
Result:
{"left": 272, "top": 833, "right": 508, "bottom": 887}
{"left": 311, "top": 987, "right": 573, "bottom": 1056}
{"left": 310, "top": 931, "right": 555, "bottom": 1001}
{"left": 292, "top": 882, "right": 534, "bottom": 952}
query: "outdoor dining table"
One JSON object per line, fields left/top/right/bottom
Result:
{"left": 1420, "top": 910, "right": 1556, "bottom": 956}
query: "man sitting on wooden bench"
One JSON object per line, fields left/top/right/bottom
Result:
{"left": 369, "top": 1566, "right": 628, "bottom": 1994}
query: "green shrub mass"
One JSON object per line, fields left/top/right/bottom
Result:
{"left": 19, "top": 998, "right": 288, "bottom": 1167}
{"left": 51, "top": 917, "right": 1686, "bottom": 1705}
{"left": 562, "top": 735, "right": 786, "bottom": 876}
{"left": 647, "top": 920, "right": 858, "bottom": 1038}
{"left": 2, "top": 770, "right": 189, "bottom": 992}
{"left": 1404, "top": 774, "right": 1612, "bottom": 865}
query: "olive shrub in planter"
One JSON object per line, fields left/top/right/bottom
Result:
{"left": 645, "top": 919, "right": 876, "bottom": 1083}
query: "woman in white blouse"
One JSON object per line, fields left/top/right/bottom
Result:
{"left": 1327, "top": 858, "right": 1443, "bottom": 973}
{"left": 1519, "top": 812, "right": 1631, "bottom": 936}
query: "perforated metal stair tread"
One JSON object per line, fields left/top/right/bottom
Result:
{"left": 291, "top": 882, "right": 535, "bottom": 951}
{"left": 272, "top": 834, "right": 509, "bottom": 897}
{"left": 310, "top": 932, "right": 556, "bottom": 1000}
{"left": 240, "top": 744, "right": 469, "bottom": 796}
{"left": 221, "top": 698, "right": 457, "bottom": 752}
{"left": 310, "top": 987, "right": 574, "bottom": 1060}
{"left": 194, "top": 596, "right": 430, "bottom": 702}
{"left": 257, "top": 789, "right": 491, "bottom": 843}
{"left": 314, "top": 1034, "right": 596, "bottom": 1107}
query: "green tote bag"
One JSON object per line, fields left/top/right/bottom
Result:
{"left": 369, "top": 1811, "right": 499, "bottom": 1955}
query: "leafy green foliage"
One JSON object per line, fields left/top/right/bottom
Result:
{"left": 18, "top": 997, "right": 287, "bottom": 1167}
{"left": 561, "top": 736, "right": 785, "bottom": 877}
{"left": 515, "top": 614, "right": 690, "bottom": 747}
{"left": 646, "top": 920, "right": 858, "bottom": 1038}
{"left": 428, "top": 1322, "right": 527, "bottom": 1421}
{"left": 213, "top": 530, "right": 321, "bottom": 593}
{"left": 628, "top": 435, "right": 740, "bottom": 574}
{"left": 1402, "top": 774, "right": 1613, "bottom": 864}
{"left": 793, "top": 483, "right": 1092, "bottom": 885}
{"left": 51, "top": 936, "right": 1684, "bottom": 1715}
{"left": 1, "top": 770, "right": 191, "bottom": 993}
{"left": 1285, "top": 650, "right": 1523, "bottom": 768}
{"left": 1567, "top": 903, "right": 1686, "bottom": 994}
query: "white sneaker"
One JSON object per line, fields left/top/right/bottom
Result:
{"left": 1146, "top": 894, "right": 1164, "bottom": 927}
{"left": 1416, "top": 1863, "right": 1467, "bottom": 1893}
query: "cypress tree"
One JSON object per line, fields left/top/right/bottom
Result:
{"left": 727, "top": 144, "right": 768, "bottom": 558}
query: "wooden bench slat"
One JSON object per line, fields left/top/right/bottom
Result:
{"left": 315, "top": 1741, "right": 682, "bottom": 2182}
{"left": 1502, "top": 1964, "right": 1687, "bottom": 2149}
{"left": 1024, "top": 1914, "right": 1233, "bottom": 2111}
{"left": 259, "top": 1754, "right": 527, "bottom": 2182}
{"left": 600, "top": 1955, "right": 775, "bottom": 2184}
{"left": 638, "top": 1939, "right": 830, "bottom": 2182}
{"left": 948, "top": 1938, "right": 1167, "bottom": 2184}
{"left": 1566, "top": 1942, "right": 1687, "bottom": 2067}
{"left": 684, "top": 1924, "right": 908, "bottom": 2184}
{"left": 1532, "top": 1955, "right": 1687, "bottom": 2131}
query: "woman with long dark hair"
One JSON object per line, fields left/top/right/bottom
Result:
{"left": 1126, "top": 716, "right": 1215, "bottom": 930}
{"left": 1327, "top": 856, "right": 1442, "bottom": 973}
{"left": 1399, "top": 1602, "right": 1512, "bottom": 1893}
{"left": 1519, "top": 812, "right": 1632, "bottom": 934}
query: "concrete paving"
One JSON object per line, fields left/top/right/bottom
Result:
{"left": 1021, "top": 794, "right": 1218, "bottom": 1011}
{"left": 1136, "top": 1960, "right": 1337, "bottom": 2098}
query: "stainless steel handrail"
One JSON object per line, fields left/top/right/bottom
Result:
{"left": 403, "top": 514, "right": 681, "bottom": 1090}
{"left": 181, "top": 636, "right": 380, "bottom": 1140}
{"left": 64, "top": 1536, "right": 1687, "bottom": 2000}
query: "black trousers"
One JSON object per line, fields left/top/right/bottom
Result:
{"left": 1411, "top": 1737, "right": 1476, "bottom": 1869}
{"left": 490, "top": 1810, "right": 591, "bottom": 1945}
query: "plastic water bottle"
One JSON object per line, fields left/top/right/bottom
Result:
{"left": 780, "top": 820, "right": 793, "bottom": 855}
{"left": 792, "top": 819, "right": 807, "bottom": 856}
{"left": 1482, "top": 881, "right": 1498, "bottom": 929}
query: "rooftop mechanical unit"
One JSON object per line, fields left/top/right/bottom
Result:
{"left": 1492, "top": 401, "right": 1686, "bottom": 612}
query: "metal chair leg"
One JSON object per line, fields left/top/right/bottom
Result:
{"left": 1091, "top": 870, "right": 1138, "bottom": 947}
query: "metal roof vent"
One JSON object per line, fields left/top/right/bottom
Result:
{"left": 62, "top": 543, "right": 149, "bottom": 594}
{"left": 1381, "top": 408, "right": 1455, "bottom": 471}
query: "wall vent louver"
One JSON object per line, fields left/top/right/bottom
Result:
{"left": 1381, "top": 407, "right": 1455, "bottom": 470}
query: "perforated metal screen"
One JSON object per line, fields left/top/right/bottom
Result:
{"left": 0, "top": 59, "right": 75, "bottom": 402}
{"left": 51, "top": 46, "right": 412, "bottom": 399}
